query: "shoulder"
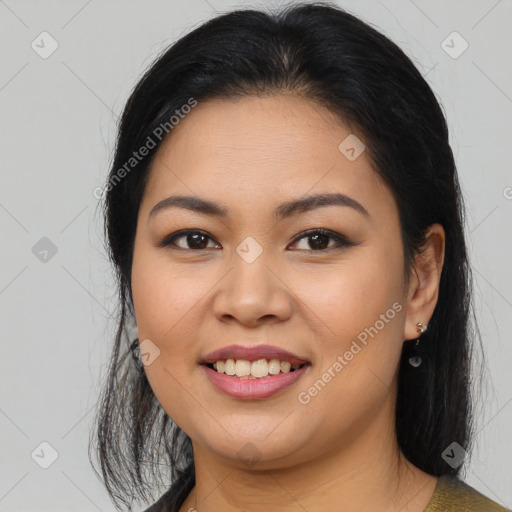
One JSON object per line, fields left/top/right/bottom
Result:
{"left": 141, "top": 487, "right": 175, "bottom": 512}
{"left": 424, "top": 474, "right": 511, "bottom": 511}
{"left": 142, "top": 467, "right": 195, "bottom": 512}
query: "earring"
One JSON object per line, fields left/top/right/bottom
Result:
{"left": 130, "top": 338, "right": 144, "bottom": 374}
{"left": 407, "top": 321, "right": 428, "bottom": 368}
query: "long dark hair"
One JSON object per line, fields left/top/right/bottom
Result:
{"left": 89, "top": 2, "right": 483, "bottom": 510}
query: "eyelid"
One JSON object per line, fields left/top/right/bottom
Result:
{"left": 156, "top": 229, "right": 218, "bottom": 249}
{"left": 288, "top": 228, "right": 354, "bottom": 250}
{"left": 158, "top": 228, "right": 354, "bottom": 251}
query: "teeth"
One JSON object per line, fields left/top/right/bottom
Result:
{"left": 210, "top": 358, "right": 304, "bottom": 378}
{"left": 251, "top": 359, "right": 269, "bottom": 378}
{"left": 280, "top": 361, "right": 291, "bottom": 373}
{"left": 224, "top": 359, "right": 236, "bottom": 376}
{"left": 268, "top": 359, "right": 281, "bottom": 375}
{"left": 235, "top": 359, "right": 251, "bottom": 377}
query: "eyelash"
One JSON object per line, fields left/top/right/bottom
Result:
{"left": 157, "top": 228, "right": 355, "bottom": 252}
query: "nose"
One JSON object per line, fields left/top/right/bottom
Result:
{"left": 212, "top": 251, "right": 293, "bottom": 327}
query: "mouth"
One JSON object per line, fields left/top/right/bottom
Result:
{"left": 200, "top": 344, "right": 310, "bottom": 366}
{"left": 200, "top": 361, "right": 311, "bottom": 400}
{"left": 199, "top": 344, "right": 312, "bottom": 399}
{"left": 202, "top": 359, "right": 310, "bottom": 379}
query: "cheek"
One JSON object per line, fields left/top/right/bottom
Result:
{"left": 293, "top": 246, "right": 406, "bottom": 410}
{"left": 292, "top": 254, "right": 405, "bottom": 444}
{"left": 131, "top": 243, "right": 207, "bottom": 347}
{"left": 301, "top": 246, "right": 404, "bottom": 340}
{"left": 131, "top": 247, "right": 206, "bottom": 429}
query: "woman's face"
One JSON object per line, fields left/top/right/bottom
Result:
{"left": 131, "top": 95, "right": 416, "bottom": 468}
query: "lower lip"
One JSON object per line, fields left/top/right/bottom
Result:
{"left": 201, "top": 364, "right": 310, "bottom": 400}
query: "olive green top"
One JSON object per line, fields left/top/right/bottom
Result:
{"left": 144, "top": 474, "right": 511, "bottom": 511}
{"left": 424, "top": 474, "right": 510, "bottom": 511}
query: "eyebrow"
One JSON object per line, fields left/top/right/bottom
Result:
{"left": 148, "top": 192, "right": 369, "bottom": 221}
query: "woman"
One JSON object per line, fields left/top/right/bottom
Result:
{"left": 90, "top": 3, "right": 510, "bottom": 511}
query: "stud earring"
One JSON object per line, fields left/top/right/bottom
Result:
{"left": 407, "top": 321, "right": 428, "bottom": 368}
{"left": 130, "top": 338, "right": 144, "bottom": 374}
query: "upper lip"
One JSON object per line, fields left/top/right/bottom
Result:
{"left": 200, "top": 344, "right": 310, "bottom": 365}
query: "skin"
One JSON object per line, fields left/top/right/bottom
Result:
{"left": 130, "top": 95, "right": 445, "bottom": 512}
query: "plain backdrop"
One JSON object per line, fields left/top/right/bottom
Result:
{"left": 0, "top": 0, "right": 511, "bottom": 510}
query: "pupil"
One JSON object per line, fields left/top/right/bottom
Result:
{"left": 188, "top": 233, "right": 208, "bottom": 249}
{"left": 310, "top": 234, "right": 329, "bottom": 250}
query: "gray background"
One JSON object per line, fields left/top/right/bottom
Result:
{"left": 0, "top": 0, "right": 511, "bottom": 510}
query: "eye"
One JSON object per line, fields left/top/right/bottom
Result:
{"left": 158, "top": 228, "right": 354, "bottom": 252}
{"left": 158, "top": 230, "right": 220, "bottom": 250}
{"left": 288, "top": 228, "right": 354, "bottom": 251}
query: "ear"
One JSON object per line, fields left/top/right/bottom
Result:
{"left": 403, "top": 223, "right": 445, "bottom": 341}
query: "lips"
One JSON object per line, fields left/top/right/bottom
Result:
{"left": 200, "top": 344, "right": 310, "bottom": 366}
{"left": 202, "top": 363, "right": 310, "bottom": 399}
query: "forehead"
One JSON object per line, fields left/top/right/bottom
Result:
{"left": 159, "top": 95, "right": 352, "bottom": 164}
{"left": 142, "top": 95, "right": 394, "bottom": 222}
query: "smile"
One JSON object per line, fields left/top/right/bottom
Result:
{"left": 201, "top": 361, "right": 311, "bottom": 400}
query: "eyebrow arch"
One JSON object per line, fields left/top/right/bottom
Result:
{"left": 148, "top": 192, "right": 369, "bottom": 221}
